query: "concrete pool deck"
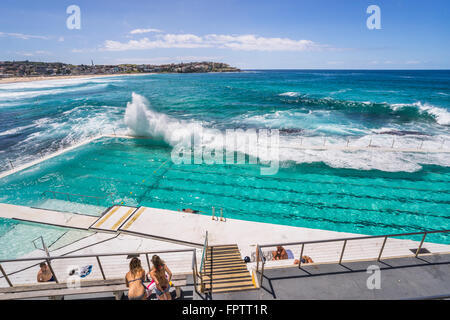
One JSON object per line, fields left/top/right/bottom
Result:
{"left": 189, "top": 253, "right": 450, "bottom": 300}
{"left": 1, "top": 203, "right": 449, "bottom": 272}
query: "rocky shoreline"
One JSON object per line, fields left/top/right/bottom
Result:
{"left": 0, "top": 61, "right": 240, "bottom": 81}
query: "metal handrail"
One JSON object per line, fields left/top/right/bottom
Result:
{"left": 255, "top": 245, "right": 265, "bottom": 287}
{"left": 197, "top": 231, "right": 208, "bottom": 292}
{"left": 256, "top": 229, "right": 450, "bottom": 282}
{"left": 31, "top": 236, "right": 50, "bottom": 258}
{"left": 0, "top": 248, "right": 196, "bottom": 288}
{"left": 258, "top": 229, "right": 450, "bottom": 249}
{"left": 41, "top": 190, "right": 115, "bottom": 206}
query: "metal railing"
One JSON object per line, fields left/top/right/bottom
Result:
{"left": 41, "top": 190, "right": 115, "bottom": 206}
{"left": 255, "top": 229, "right": 450, "bottom": 287}
{"left": 196, "top": 231, "right": 209, "bottom": 293}
{"left": 0, "top": 248, "right": 196, "bottom": 288}
{"left": 31, "top": 236, "right": 50, "bottom": 257}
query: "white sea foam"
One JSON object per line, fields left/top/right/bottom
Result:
{"left": 123, "top": 93, "right": 450, "bottom": 173}
{"left": 279, "top": 92, "right": 301, "bottom": 97}
{"left": 0, "top": 124, "right": 34, "bottom": 136}
{"left": 0, "top": 76, "right": 122, "bottom": 90}
{"left": 391, "top": 102, "right": 450, "bottom": 126}
{"left": 0, "top": 83, "right": 110, "bottom": 101}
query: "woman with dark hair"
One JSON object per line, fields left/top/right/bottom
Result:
{"left": 149, "top": 255, "right": 172, "bottom": 300}
{"left": 125, "top": 257, "right": 147, "bottom": 300}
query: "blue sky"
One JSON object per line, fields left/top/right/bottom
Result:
{"left": 0, "top": 0, "right": 449, "bottom": 69}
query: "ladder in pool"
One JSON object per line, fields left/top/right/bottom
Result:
{"left": 200, "top": 244, "right": 257, "bottom": 293}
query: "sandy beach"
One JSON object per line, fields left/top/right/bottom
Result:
{"left": 0, "top": 73, "right": 153, "bottom": 85}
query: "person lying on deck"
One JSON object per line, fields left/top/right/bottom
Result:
{"left": 37, "top": 262, "right": 55, "bottom": 282}
{"left": 272, "top": 246, "right": 288, "bottom": 260}
{"left": 180, "top": 208, "right": 200, "bottom": 213}
{"left": 294, "top": 255, "right": 314, "bottom": 264}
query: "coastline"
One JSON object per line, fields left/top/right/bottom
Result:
{"left": 0, "top": 73, "right": 154, "bottom": 85}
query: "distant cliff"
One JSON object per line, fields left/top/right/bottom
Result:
{"left": 0, "top": 61, "right": 240, "bottom": 78}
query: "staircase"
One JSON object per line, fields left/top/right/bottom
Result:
{"left": 200, "top": 244, "right": 257, "bottom": 293}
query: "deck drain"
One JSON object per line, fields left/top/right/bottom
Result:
{"left": 409, "top": 248, "right": 430, "bottom": 254}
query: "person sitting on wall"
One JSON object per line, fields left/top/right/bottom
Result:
{"left": 37, "top": 262, "right": 55, "bottom": 282}
{"left": 272, "top": 246, "right": 288, "bottom": 260}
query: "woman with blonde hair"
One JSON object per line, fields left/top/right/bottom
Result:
{"left": 125, "top": 257, "right": 147, "bottom": 300}
{"left": 149, "top": 255, "right": 172, "bottom": 300}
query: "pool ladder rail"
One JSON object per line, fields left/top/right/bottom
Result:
{"left": 211, "top": 207, "right": 226, "bottom": 222}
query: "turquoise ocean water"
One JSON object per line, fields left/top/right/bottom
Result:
{"left": 0, "top": 70, "right": 449, "bottom": 257}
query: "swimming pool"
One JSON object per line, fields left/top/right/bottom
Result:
{"left": 0, "top": 137, "right": 449, "bottom": 245}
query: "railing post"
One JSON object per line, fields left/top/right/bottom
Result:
{"left": 256, "top": 245, "right": 260, "bottom": 275}
{"left": 46, "top": 258, "right": 58, "bottom": 283}
{"left": 259, "top": 248, "right": 265, "bottom": 287}
{"left": 145, "top": 253, "right": 151, "bottom": 271}
{"left": 192, "top": 251, "right": 198, "bottom": 291}
{"left": 298, "top": 243, "right": 305, "bottom": 269}
{"left": 415, "top": 233, "right": 427, "bottom": 258}
{"left": 9, "top": 160, "right": 14, "bottom": 170}
{"left": 339, "top": 240, "right": 347, "bottom": 264}
{"left": 391, "top": 138, "right": 395, "bottom": 148}
{"left": 211, "top": 207, "right": 215, "bottom": 220}
{"left": 377, "top": 236, "right": 388, "bottom": 261}
{"left": 220, "top": 208, "right": 224, "bottom": 221}
{"left": 0, "top": 264, "right": 13, "bottom": 287}
{"left": 96, "top": 256, "right": 106, "bottom": 280}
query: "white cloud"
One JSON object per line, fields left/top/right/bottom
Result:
{"left": 102, "top": 33, "right": 329, "bottom": 52}
{"left": 0, "top": 31, "right": 49, "bottom": 40}
{"left": 405, "top": 60, "right": 420, "bottom": 65}
{"left": 130, "top": 28, "right": 163, "bottom": 34}
{"left": 115, "top": 56, "right": 223, "bottom": 64}
{"left": 15, "top": 50, "right": 51, "bottom": 56}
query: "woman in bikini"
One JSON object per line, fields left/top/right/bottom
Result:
{"left": 149, "top": 255, "right": 172, "bottom": 300}
{"left": 125, "top": 257, "right": 147, "bottom": 300}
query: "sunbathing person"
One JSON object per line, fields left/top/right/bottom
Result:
{"left": 181, "top": 208, "right": 200, "bottom": 213}
{"left": 37, "top": 262, "right": 55, "bottom": 282}
{"left": 294, "top": 255, "right": 314, "bottom": 264}
{"left": 272, "top": 246, "right": 288, "bottom": 260}
{"left": 125, "top": 257, "right": 147, "bottom": 300}
{"left": 149, "top": 255, "right": 172, "bottom": 300}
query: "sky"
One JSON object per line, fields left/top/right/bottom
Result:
{"left": 0, "top": 0, "right": 449, "bottom": 69}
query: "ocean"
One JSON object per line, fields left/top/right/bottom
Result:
{"left": 0, "top": 70, "right": 449, "bottom": 257}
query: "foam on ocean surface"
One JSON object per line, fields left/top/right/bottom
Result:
{"left": 123, "top": 92, "right": 450, "bottom": 172}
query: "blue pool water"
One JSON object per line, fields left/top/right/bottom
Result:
{"left": 0, "top": 70, "right": 449, "bottom": 254}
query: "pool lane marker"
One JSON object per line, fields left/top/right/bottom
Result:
{"left": 93, "top": 206, "right": 120, "bottom": 228}
{"left": 122, "top": 207, "right": 146, "bottom": 230}
{"left": 111, "top": 207, "right": 136, "bottom": 231}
